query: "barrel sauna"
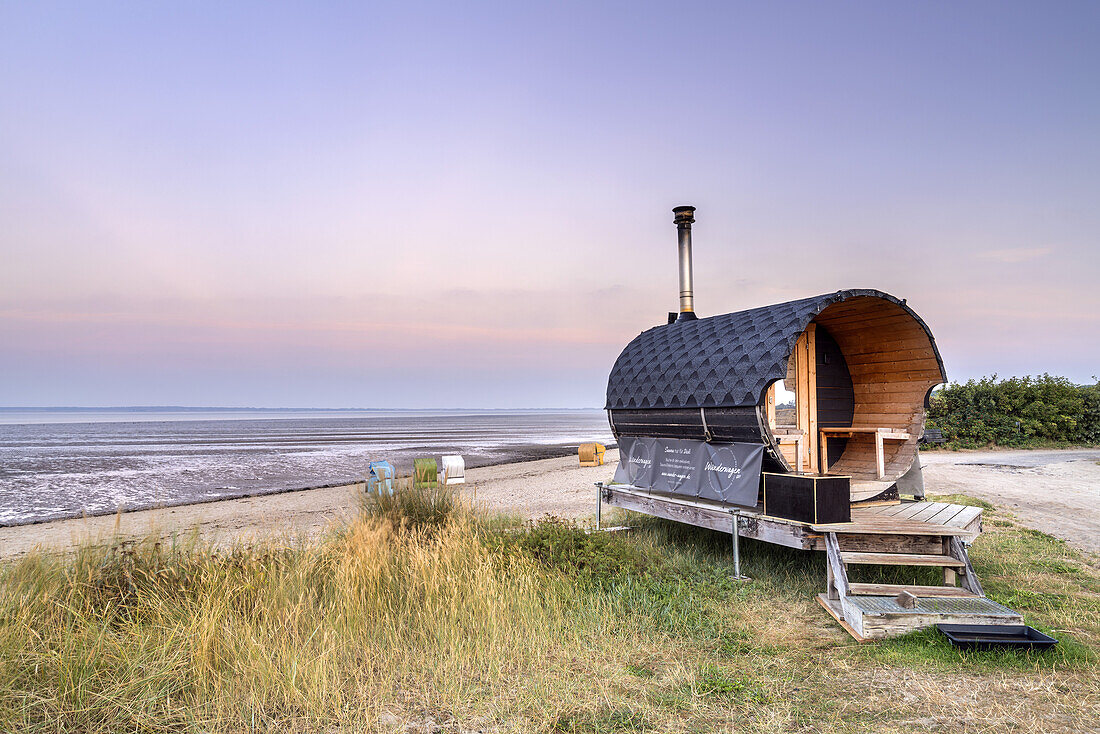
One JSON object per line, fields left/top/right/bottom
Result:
{"left": 605, "top": 289, "right": 947, "bottom": 493}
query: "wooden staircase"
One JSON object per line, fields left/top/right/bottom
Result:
{"left": 816, "top": 522, "right": 1021, "bottom": 640}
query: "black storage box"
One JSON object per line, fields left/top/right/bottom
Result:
{"left": 761, "top": 473, "right": 851, "bottom": 525}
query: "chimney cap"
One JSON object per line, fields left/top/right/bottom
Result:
{"left": 672, "top": 205, "right": 696, "bottom": 225}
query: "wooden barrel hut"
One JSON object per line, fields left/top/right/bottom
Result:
{"left": 606, "top": 287, "right": 946, "bottom": 501}
{"left": 598, "top": 208, "right": 1024, "bottom": 640}
{"left": 605, "top": 206, "right": 947, "bottom": 504}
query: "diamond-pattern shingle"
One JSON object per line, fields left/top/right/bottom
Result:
{"left": 605, "top": 289, "right": 937, "bottom": 410}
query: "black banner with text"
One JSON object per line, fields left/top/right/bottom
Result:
{"left": 612, "top": 437, "right": 764, "bottom": 507}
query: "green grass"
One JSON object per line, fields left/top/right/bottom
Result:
{"left": 550, "top": 706, "right": 652, "bottom": 733}
{"left": 1, "top": 487, "right": 1098, "bottom": 732}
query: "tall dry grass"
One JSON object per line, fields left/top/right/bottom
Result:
{"left": 0, "top": 490, "right": 605, "bottom": 732}
{"left": 2, "top": 485, "right": 1097, "bottom": 733}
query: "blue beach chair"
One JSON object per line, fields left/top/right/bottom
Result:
{"left": 367, "top": 460, "right": 395, "bottom": 496}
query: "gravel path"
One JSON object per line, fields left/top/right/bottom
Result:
{"left": 921, "top": 448, "right": 1100, "bottom": 554}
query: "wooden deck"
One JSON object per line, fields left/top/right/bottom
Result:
{"left": 856, "top": 501, "right": 984, "bottom": 530}
{"left": 820, "top": 502, "right": 984, "bottom": 539}
{"left": 599, "top": 483, "right": 983, "bottom": 551}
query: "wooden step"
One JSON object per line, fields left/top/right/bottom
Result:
{"left": 820, "top": 594, "right": 1023, "bottom": 641}
{"left": 847, "top": 583, "right": 977, "bottom": 598}
{"left": 840, "top": 552, "right": 965, "bottom": 568}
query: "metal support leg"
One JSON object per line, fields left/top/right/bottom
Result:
{"left": 729, "top": 509, "right": 751, "bottom": 582}
{"left": 595, "top": 482, "right": 603, "bottom": 530}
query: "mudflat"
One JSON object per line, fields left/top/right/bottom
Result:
{"left": 0, "top": 450, "right": 622, "bottom": 560}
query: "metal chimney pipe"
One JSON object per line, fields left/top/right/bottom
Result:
{"left": 672, "top": 205, "right": 697, "bottom": 321}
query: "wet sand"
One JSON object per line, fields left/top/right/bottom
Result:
{"left": 0, "top": 411, "right": 613, "bottom": 526}
{"left": 0, "top": 440, "right": 599, "bottom": 530}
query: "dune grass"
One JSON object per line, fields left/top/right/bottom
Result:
{"left": 1, "top": 484, "right": 1098, "bottom": 732}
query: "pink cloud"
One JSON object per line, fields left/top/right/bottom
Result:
{"left": 975, "top": 247, "right": 1053, "bottom": 263}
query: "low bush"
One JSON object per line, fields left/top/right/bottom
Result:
{"left": 359, "top": 475, "right": 462, "bottom": 531}
{"left": 485, "top": 515, "right": 655, "bottom": 578}
{"left": 927, "top": 374, "right": 1100, "bottom": 448}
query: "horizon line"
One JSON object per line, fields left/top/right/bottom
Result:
{"left": 0, "top": 405, "right": 606, "bottom": 412}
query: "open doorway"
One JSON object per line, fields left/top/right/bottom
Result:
{"left": 765, "top": 324, "right": 819, "bottom": 472}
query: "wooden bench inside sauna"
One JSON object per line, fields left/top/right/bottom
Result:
{"left": 597, "top": 206, "right": 1022, "bottom": 639}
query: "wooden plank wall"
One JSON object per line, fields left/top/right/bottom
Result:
{"left": 809, "top": 297, "right": 944, "bottom": 481}
{"left": 781, "top": 326, "right": 820, "bottom": 472}
{"left": 778, "top": 440, "right": 799, "bottom": 469}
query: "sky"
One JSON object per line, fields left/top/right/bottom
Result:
{"left": 1, "top": 1, "right": 1097, "bottom": 408}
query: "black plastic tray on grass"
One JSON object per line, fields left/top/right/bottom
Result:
{"left": 937, "top": 624, "right": 1058, "bottom": 650}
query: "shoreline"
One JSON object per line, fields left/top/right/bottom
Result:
{"left": 0, "top": 441, "right": 615, "bottom": 530}
{"left": 0, "top": 448, "right": 622, "bottom": 561}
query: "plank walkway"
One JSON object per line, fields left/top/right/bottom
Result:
{"left": 851, "top": 502, "right": 984, "bottom": 538}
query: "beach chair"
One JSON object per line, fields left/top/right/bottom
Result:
{"left": 413, "top": 457, "right": 438, "bottom": 489}
{"left": 578, "top": 443, "right": 606, "bottom": 467}
{"left": 366, "top": 460, "right": 395, "bottom": 496}
{"left": 440, "top": 455, "right": 465, "bottom": 485}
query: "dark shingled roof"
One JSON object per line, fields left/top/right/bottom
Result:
{"left": 605, "top": 289, "right": 945, "bottom": 410}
